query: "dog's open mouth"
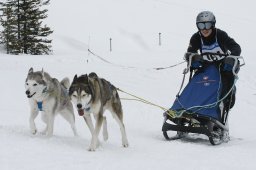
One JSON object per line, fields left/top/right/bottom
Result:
{"left": 27, "top": 92, "right": 36, "bottom": 98}
{"left": 78, "top": 109, "right": 84, "bottom": 116}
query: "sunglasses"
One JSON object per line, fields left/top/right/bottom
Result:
{"left": 197, "top": 22, "right": 213, "bottom": 30}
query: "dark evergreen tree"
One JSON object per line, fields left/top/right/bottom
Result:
{"left": 0, "top": 0, "right": 53, "bottom": 55}
{"left": 0, "top": 1, "right": 21, "bottom": 54}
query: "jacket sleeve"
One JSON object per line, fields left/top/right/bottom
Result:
{"left": 219, "top": 30, "right": 241, "bottom": 56}
{"left": 187, "top": 33, "right": 201, "bottom": 53}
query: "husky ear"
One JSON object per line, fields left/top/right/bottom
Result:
{"left": 73, "top": 74, "right": 78, "bottom": 82}
{"left": 88, "top": 76, "right": 95, "bottom": 101}
{"left": 28, "top": 67, "right": 33, "bottom": 73}
{"left": 41, "top": 68, "right": 48, "bottom": 82}
{"left": 85, "top": 74, "right": 89, "bottom": 82}
{"left": 41, "top": 68, "right": 45, "bottom": 77}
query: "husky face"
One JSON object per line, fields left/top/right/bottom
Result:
{"left": 25, "top": 68, "right": 47, "bottom": 99}
{"left": 69, "top": 74, "right": 93, "bottom": 116}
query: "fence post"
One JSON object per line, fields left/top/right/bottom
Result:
{"left": 159, "top": 32, "right": 161, "bottom": 46}
{"left": 110, "top": 38, "right": 112, "bottom": 52}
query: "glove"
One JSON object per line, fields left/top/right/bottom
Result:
{"left": 184, "top": 52, "right": 201, "bottom": 61}
{"left": 191, "top": 61, "right": 202, "bottom": 69}
{"left": 184, "top": 52, "right": 192, "bottom": 61}
{"left": 190, "top": 53, "right": 203, "bottom": 69}
{"left": 222, "top": 57, "right": 235, "bottom": 72}
{"left": 223, "top": 63, "right": 233, "bottom": 71}
{"left": 184, "top": 52, "right": 203, "bottom": 69}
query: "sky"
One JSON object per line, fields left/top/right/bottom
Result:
{"left": 1, "top": 0, "right": 256, "bottom": 170}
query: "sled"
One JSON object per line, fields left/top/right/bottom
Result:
{"left": 162, "top": 53, "right": 244, "bottom": 145}
{"left": 162, "top": 112, "right": 229, "bottom": 145}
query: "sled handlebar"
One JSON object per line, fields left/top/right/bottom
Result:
{"left": 200, "top": 52, "right": 228, "bottom": 57}
{"left": 225, "top": 55, "right": 245, "bottom": 77}
{"left": 184, "top": 52, "right": 245, "bottom": 76}
{"left": 200, "top": 53, "right": 245, "bottom": 67}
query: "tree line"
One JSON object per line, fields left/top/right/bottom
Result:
{"left": 0, "top": 0, "right": 53, "bottom": 55}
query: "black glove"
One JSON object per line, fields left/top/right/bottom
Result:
{"left": 184, "top": 52, "right": 201, "bottom": 62}
{"left": 184, "top": 52, "right": 192, "bottom": 61}
{"left": 184, "top": 52, "right": 203, "bottom": 69}
{"left": 222, "top": 57, "right": 240, "bottom": 73}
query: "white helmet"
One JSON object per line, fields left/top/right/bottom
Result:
{"left": 196, "top": 11, "right": 216, "bottom": 29}
{"left": 196, "top": 11, "right": 216, "bottom": 23}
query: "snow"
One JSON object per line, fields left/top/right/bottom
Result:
{"left": 1, "top": 0, "right": 256, "bottom": 169}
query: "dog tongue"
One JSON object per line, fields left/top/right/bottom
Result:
{"left": 78, "top": 109, "right": 84, "bottom": 116}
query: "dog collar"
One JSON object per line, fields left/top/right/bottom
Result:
{"left": 37, "top": 101, "right": 43, "bottom": 111}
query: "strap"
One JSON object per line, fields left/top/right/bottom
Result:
{"left": 37, "top": 101, "right": 43, "bottom": 111}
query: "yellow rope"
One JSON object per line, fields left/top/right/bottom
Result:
{"left": 117, "top": 88, "right": 176, "bottom": 118}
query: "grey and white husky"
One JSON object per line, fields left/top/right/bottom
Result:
{"left": 25, "top": 67, "right": 77, "bottom": 137}
{"left": 69, "top": 72, "right": 128, "bottom": 151}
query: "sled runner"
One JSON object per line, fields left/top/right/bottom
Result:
{"left": 162, "top": 52, "right": 244, "bottom": 145}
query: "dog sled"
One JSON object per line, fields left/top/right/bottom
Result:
{"left": 162, "top": 52, "right": 245, "bottom": 145}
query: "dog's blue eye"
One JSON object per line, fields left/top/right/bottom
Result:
{"left": 72, "top": 94, "right": 77, "bottom": 98}
{"left": 33, "top": 83, "right": 37, "bottom": 86}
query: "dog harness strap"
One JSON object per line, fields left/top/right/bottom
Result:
{"left": 37, "top": 101, "right": 43, "bottom": 111}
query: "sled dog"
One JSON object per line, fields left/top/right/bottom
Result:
{"left": 25, "top": 67, "right": 77, "bottom": 137}
{"left": 69, "top": 72, "right": 129, "bottom": 151}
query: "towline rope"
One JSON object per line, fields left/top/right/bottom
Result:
{"left": 88, "top": 48, "right": 185, "bottom": 70}
{"left": 117, "top": 88, "right": 176, "bottom": 118}
{"left": 153, "top": 61, "right": 186, "bottom": 70}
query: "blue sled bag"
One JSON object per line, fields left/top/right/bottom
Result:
{"left": 171, "top": 65, "right": 222, "bottom": 120}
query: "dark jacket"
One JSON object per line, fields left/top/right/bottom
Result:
{"left": 187, "top": 28, "right": 241, "bottom": 56}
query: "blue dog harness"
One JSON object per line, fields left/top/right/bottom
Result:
{"left": 37, "top": 101, "right": 43, "bottom": 111}
{"left": 36, "top": 87, "right": 47, "bottom": 111}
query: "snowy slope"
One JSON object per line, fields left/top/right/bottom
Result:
{"left": 1, "top": 0, "right": 256, "bottom": 169}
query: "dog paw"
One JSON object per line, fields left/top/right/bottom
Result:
{"left": 123, "top": 143, "right": 129, "bottom": 148}
{"left": 88, "top": 141, "right": 99, "bottom": 151}
{"left": 87, "top": 146, "right": 96, "bottom": 152}
{"left": 31, "top": 129, "right": 37, "bottom": 135}
{"left": 122, "top": 140, "right": 129, "bottom": 148}
{"left": 103, "top": 133, "right": 108, "bottom": 141}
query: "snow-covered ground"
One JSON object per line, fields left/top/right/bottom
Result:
{"left": 1, "top": 0, "right": 256, "bottom": 169}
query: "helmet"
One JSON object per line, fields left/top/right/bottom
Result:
{"left": 196, "top": 11, "right": 216, "bottom": 24}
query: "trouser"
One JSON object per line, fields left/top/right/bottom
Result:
{"left": 220, "top": 71, "right": 236, "bottom": 123}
